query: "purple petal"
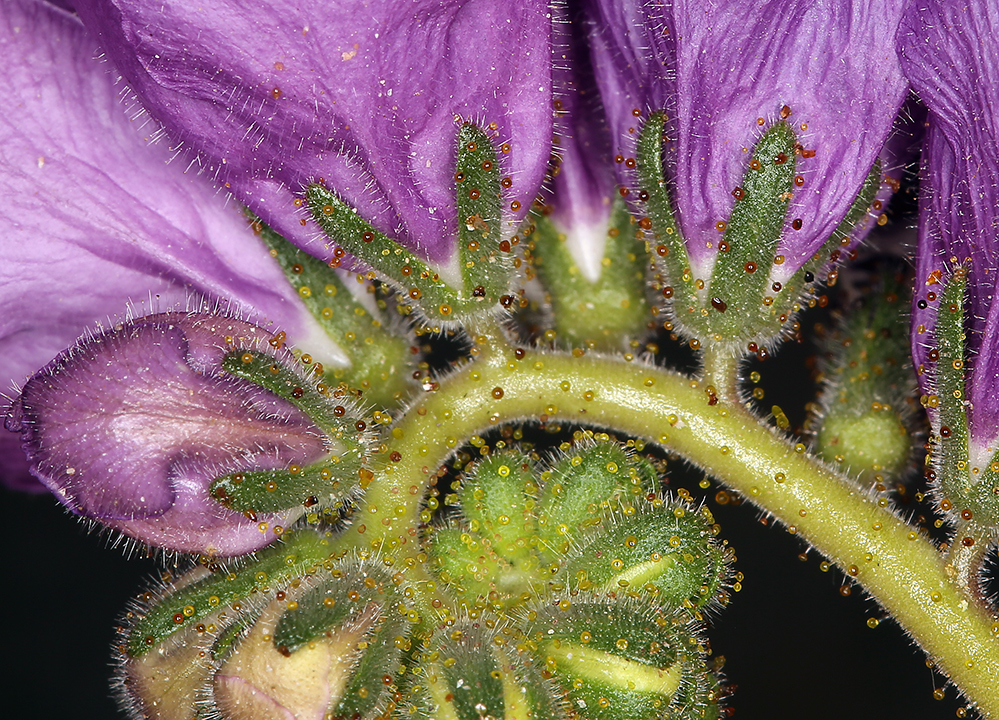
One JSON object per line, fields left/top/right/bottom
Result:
{"left": 0, "top": 0, "right": 345, "bottom": 488}
{"left": 588, "top": 0, "right": 909, "bottom": 278}
{"left": 548, "top": 6, "right": 618, "bottom": 281}
{"left": 585, "top": 0, "right": 677, "bottom": 155}
{"left": 899, "top": 1, "right": 999, "bottom": 447}
{"left": 72, "top": 0, "right": 554, "bottom": 267}
{"left": 9, "top": 313, "right": 327, "bottom": 556}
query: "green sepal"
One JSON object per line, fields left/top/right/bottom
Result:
{"left": 210, "top": 612, "right": 257, "bottom": 663}
{"left": 306, "top": 124, "right": 514, "bottom": 325}
{"left": 794, "top": 160, "right": 882, "bottom": 288}
{"left": 638, "top": 109, "right": 884, "bottom": 351}
{"left": 812, "top": 265, "right": 916, "bottom": 484}
{"left": 537, "top": 440, "right": 651, "bottom": 553}
{"left": 968, "top": 447, "right": 999, "bottom": 530}
{"left": 126, "top": 529, "right": 331, "bottom": 658}
{"left": 523, "top": 594, "right": 709, "bottom": 720}
{"left": 210, "top": 460, "right": 360, "bottom": 515}
{"left": 249, "top": 213, "right": 415, "bottom": 408}
{"left": 557, "top": 497, "right": 730, "bottom": 611}
{"left": 636, "top": 112, "right": 692, "bottom": 313}
{"left": 922, "top": 268, "right": 999, "bottom": 526}
{"left": 454, "top": 124, "right": 514, "bottom": 300}
{"left": 532, "top": 197, "right": 651, "bottom": 351}
{"left": 408, "top": 614, "right": 563, "bottom": 720}
{"left": 704, "top": 123, "right": 796, "bottom": 338}
{"left": 220, "top": 349, "right": 365, "bottom": 437}
{"left": 209, "top": 349, "right": 371, "bottom": 513}
{"left": 918, "top": 268, "right": 999, "bottom": 529}
{"left": 458, "top": 450, "right": 538, "bottom": 558}
{"left": 763, "top": 160, "right": 883, "bottom": 336}
{"left": 272, "top": 558, "right": 410, "bottom": 720}
{"left": 933, "top": 269, "right": 971, "bottom": 497}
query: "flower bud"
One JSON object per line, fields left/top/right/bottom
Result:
{"left": 7, "top": 313, "right": 369, "bottom": 555}
{"left": 535, "top": 440, "right": 655, "bottom": 553}
{"left": 406, "top": 614, "right": 561, "bottom": 720}
{"left": 428, "top": 440, "right": 658, "bottom": 609}
{"left": 118, "top": 567, "right": 222, "bottom": 720}
{"left": 120, "top": 543, "right": 411, "bottom": 720}
{"left": 810, "top": 265, "right": 917, "bottom": 485}
{"left": 557, "top": 497, "right": 731, "bottom": 611}
{"left": 523, "top": 594, "right": 718, "bottom": 720}
{"left": 429, "top": 450, "right": 546, "bottom": 609}
{"left": 214, "top": 560, "right": 407, "bottom": 720}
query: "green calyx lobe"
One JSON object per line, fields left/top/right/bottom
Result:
{"left": 209, "top": 350, "right": 370, "bottom": 514}
{"left": 706, "top": 122, "right": 796, "bottom": 337}
{"left": 126, "top": 529, "right": 330, "bottom": 658}
{"left": 925, "top": 268, "right": 999, "bottom": 528}
{"left": 274, "top": 560, "right": 405, "bottom": 652}
{"left": 636, "top": 111, "right": 883, "bottom": 352}
{"left": 812, "top": 266, "right": 915, "bottom": 484}
{"left": 636, "top": 111, "right": 687, "bottom": 297}
{"left": 532, "top": 197, "right": 651, "bottom": 351}
{"left": 250, "top": 213, "right": 415, "bottom": 408}
{"left": 306, "top": 123, "right": 514, "bottom": 325}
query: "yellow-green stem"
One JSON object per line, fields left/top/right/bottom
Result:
{"left": 349, "top": 348, "right": 999, "bottom": 715}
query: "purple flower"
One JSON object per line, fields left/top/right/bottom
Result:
{"left": 586, "top": 0, "right": 910, "bottom": 282}
{"left": 7, "top": 313, "right": 330, "bottom": 556}
{"left": 71, "top": 0, "right": 554, "bottom": 269}
{"left": 899, "top": 1, "right": 999, "bottom": 451}
{"left": 0, "top": 0, "right": 344, "bottom": 492}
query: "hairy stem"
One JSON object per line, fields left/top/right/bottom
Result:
{"left": 350, "top": 347, "right": 999, "bottom": 715}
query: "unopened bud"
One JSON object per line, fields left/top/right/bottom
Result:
{"left": 406, "top": 614, "right": 559, "bottom": 720}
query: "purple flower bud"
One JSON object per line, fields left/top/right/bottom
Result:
{"left": 71, "top": 0, "right": 554, "bottom": 268}
{"left": 900, "top": 2, "right": 999, "bottom": 451}
{"left": 6, "top": 313, "right": 329, "bottom": 556}
{"left": 587, "top": 0, "right": 910, "bottom": 280}
{"left": 0, "top": 0, "right": 345, "bottom": 490}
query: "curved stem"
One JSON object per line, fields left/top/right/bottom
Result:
{"left": 350, "top": 348, "right": 999, "bottom": 716}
